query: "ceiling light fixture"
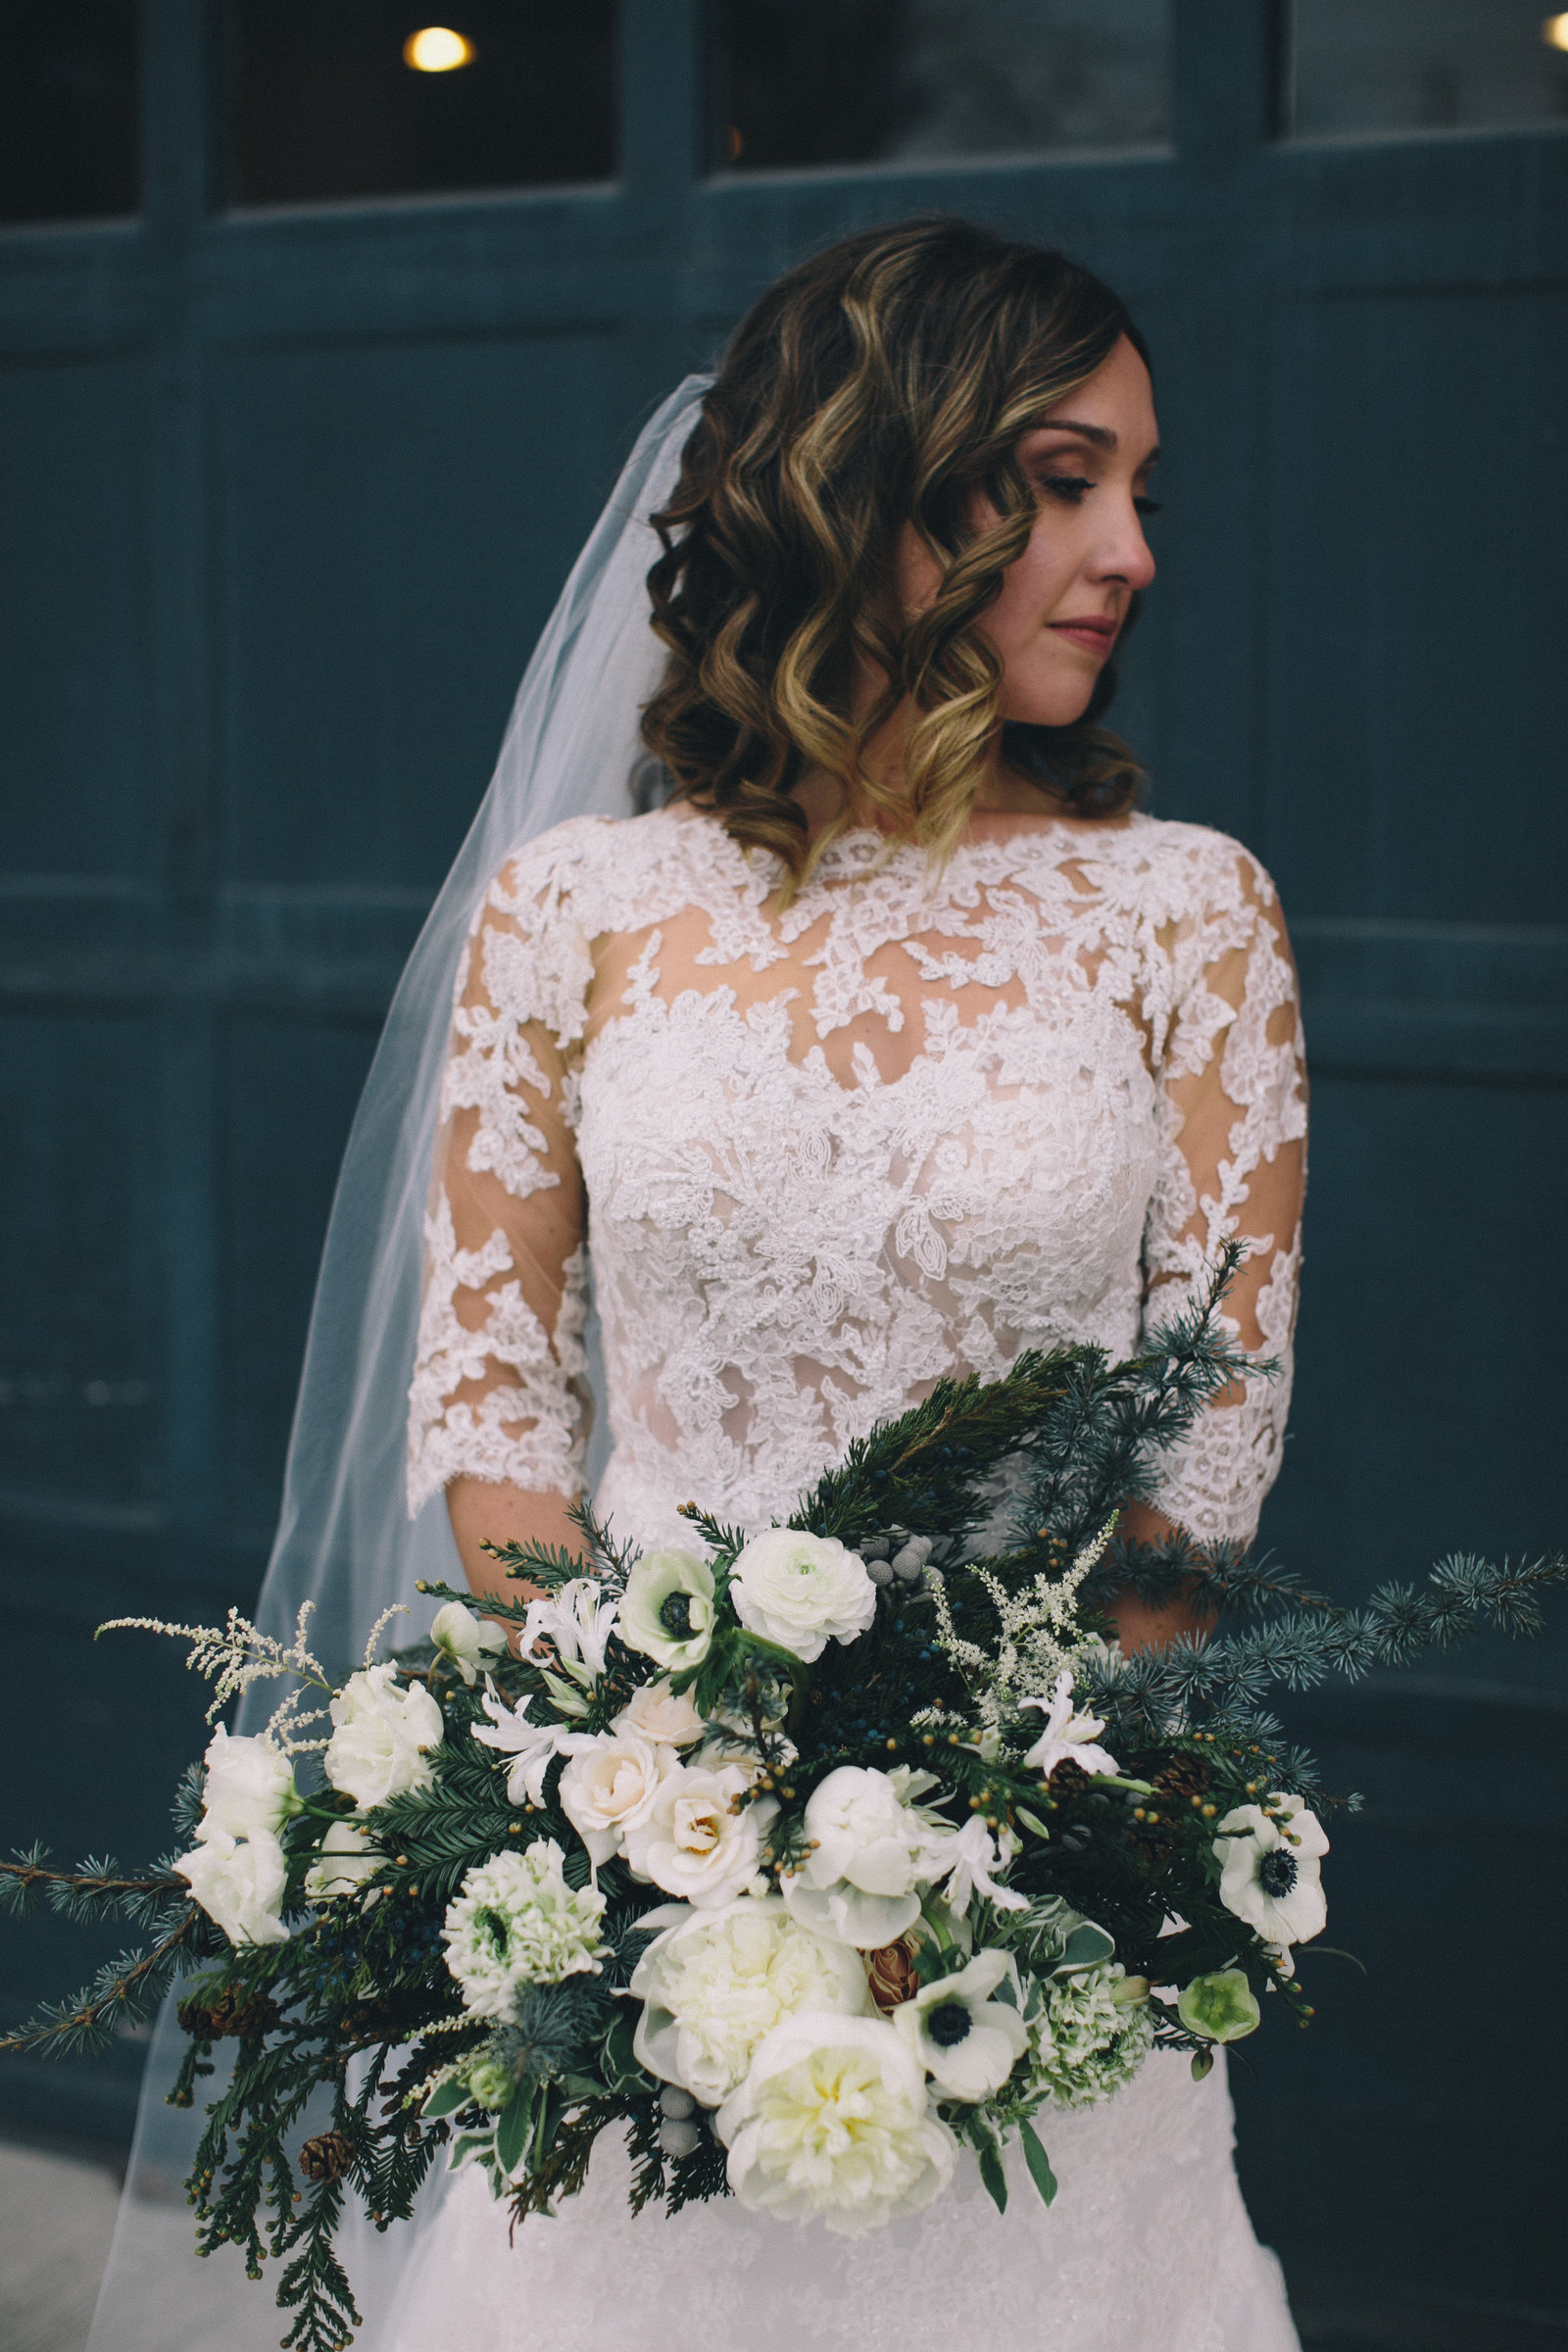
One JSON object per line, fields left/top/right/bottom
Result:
{"left": 404, "top": 26, "right": 476, "bottom": 73}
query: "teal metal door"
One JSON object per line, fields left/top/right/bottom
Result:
{"left": 2, "top": 3, "right": 1563, "bottom": 2333}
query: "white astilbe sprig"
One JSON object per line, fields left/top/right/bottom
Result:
{"left": 96, "top": 1600, "right": 335, "bottom": 1756}
{"left": 361, "top": 1604, "right": 409, "bottom": 1667}
{"left": 926, "top": 1517, "right": 1118, "bottom": 1736}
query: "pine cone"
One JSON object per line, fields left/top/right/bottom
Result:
{"left": 298, "top": 2132, "right": 355, "bottom": 2183}
{"left": 1154, "top": 1751, "right": 1212, "bottom": 1802}
{"left": 1049, "top": 1757, "right": 1091, "bottom": 1799}
{"left": 177, "top": 1987, "right": 278, "bottom": 2043}
{"left": 864, "top": 1935, "right": 922, "bottom": 2016}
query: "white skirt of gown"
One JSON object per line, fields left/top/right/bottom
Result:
{"left": 372, "top": 2047, "right": 1298, "bottom": 2352}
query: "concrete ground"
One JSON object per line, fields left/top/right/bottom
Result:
{"left": 0, "top": 2140, "right": 121, "bottom": 2352}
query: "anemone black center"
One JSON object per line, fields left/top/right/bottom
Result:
{"left": 1258, "top": 1848, "right": 1298, "bottom": 1897}
{"left": 926, "top": 2001, "right": 972, "bottom": 2047}
{"left": 659, "top": 1591, "right": 695, "bottom": 1638}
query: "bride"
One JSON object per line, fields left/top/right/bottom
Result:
{"left": 383, "top": 218, "right": 1306, "bottom": 2351}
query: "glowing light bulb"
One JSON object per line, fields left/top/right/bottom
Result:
{"left": 1544, "top": 12, "right": 1568, "bottom": 51}
{"left": 404, "top": 26, "right": 475, "bottom": 73}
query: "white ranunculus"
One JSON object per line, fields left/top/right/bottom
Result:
{"left": 781, "top": 1765, "right": 949, "bottom": 1949}
{"left": 429, "top": 1600, "right": 507, "bottom": 1686}
{"left": 1016, "top": 1670, "right": 1120, "bottom": 1782}
{"left": 617, "top": 1549, "right": 717, "bottom": 1672}
{"left": 323, "top": 1663, "right": 444, "bottom": 1809}
{"left": 196, "top": 1726, "right": 302, "bottom": 1843}
{"left": 175, "top": 1830, "right": 290, "bottom": 1945}
{"left": 441, "top": 1838, "right": 607, "bottom": 2019}
{"left": 716, "top": 2011, "right": 957, "bottom": 2235}
{"left": 1213, "top": 1792, "right": 1329, "bottom": 1946}
{"left": 727, "top": 1530, "right": 876, "bottom": 1663}
{"left": 890, "top": 1947, "right": 1029, "bottom": 2102}
{"left": 612, "top": 1678, "right": 707, "bottom": 1747}
{"left": 622, "top": 1763, "right": 775, "bottom": 1908}
{"left": 558, "top": 1728, "right": 680, "bottom": 1866}
{"left": 304, "top": 1819, "right": 382, "bottom": 1902}
{"left": 630, "top": 1896, "right": 869, "bottom": 2106}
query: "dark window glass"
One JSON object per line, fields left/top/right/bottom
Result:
{"left": 1291, "top": 0, "right": 1568, "bottom": 136}
{"left": 713, "top": 0, "right": 1168, "bottom": 172}
{"left": 0, "top": 3, "right": 139, "bottom": 226}
{"left": 228, "top": 2, "right": 616, "bottom": 207}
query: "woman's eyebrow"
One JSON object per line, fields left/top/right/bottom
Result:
{"left": 1031, "top": 418, "right": 1117, "bottom": 449}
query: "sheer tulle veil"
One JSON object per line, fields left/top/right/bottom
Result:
{"left": 84, "top": 375, "right": 712, "bottom": 2352}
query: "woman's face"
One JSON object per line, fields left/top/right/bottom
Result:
{"left": 900, "top": 332, "right": 1160, "bottom": 730}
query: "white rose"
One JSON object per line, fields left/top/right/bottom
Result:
{"left": 175, "top": 1831, "right": 290, "bottom": 1945}
{"left": 304, "top": 1819, "right": 382, "bottom": 1902}
{"left": 781, "top": 1765, "right": 947, "bottom": 1948}
{"left": 1213, "top": 1793, "right": 1329, "bottom": 1947}
{"left": 715, "top": 2012, "right": 957, "bottom": 2235}
{"left": 558, "top": 1729, "right": 680, "bottom": 1867}
{"left": 612, "top": 1680, "right": 707, "bottom": 1747}
{"left": 618, "top": 1549, "right": 717, "bottom": 1672}
{"left": 890, "top": 1947, "right": 1030, "bottom": 2103}
{"left": 622, "top": 1763, "right": 776, "bottom": 1908}
{"left": 196, "top": 1726, "right": 301, "bottom": 1842}
{"left": 429, "top": 1600, "right": 507, "bottom": 1686}
{"left": 629, "top": 1896, "right": 869, "bottom": 2106}
{"left": 728, "top": 1530, "right": 876, "bottom": 1663}
{"left": 323, "top": 1664, "right": 444, "bottom": 1809}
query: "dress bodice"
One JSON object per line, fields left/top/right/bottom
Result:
{"left": 408, "top": 805, "right": 1306, "bottom": 1552}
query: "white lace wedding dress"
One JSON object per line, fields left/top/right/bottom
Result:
{"left": 385, "top": 800, "right": 1307, "bottom": 2352}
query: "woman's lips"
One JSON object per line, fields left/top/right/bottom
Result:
{"left": 1049, "top": 617, "right": 1119, "bottom": 657}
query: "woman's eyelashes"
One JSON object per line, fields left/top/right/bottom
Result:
{"left": 1036, "top": 471, "right": 1161, "bottom": 517}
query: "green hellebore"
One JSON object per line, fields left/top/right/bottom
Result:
{"left": 1177, "top": 1968, "right": 1261, "bottom": 2045}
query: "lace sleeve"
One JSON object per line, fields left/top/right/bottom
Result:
{"left": 406, "top": 845, "right": 595, "bottom": 1517}
{"left": 1140, "top": 845, "right": 1307, "bottom": 1548}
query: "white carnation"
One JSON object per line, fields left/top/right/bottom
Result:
{"left": 781, "top": 1765, "right": 949, "bottom": 1948}
{"left": 323, "top": 1664, "right": 444, "bottom": 1809}
{"left": 630, "top": 1896, "right": 869, "bottom": 2106}
{"left": 728, "top": 1530, "right": 876, "bottom": 1663}
{"left": 196, "top": 1727, "right": 301, "bottom": 1843}
{"left": 175, "top": 1830, "right": 290, "bottom": 1946}
{"left": 716, "top": 2012, "right": 957, "bottom": 2235}
{"left": 558, "top": 1728, "right": 679, "bottom": 1866}
{"left": 441, "top": 1839, "right": 606, "bottom": 2020}
{"left": 622, "top": 1763, "right": 775, "bottom": 1909}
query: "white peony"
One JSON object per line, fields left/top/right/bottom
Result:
{"left": 716, "top": 2012, "right": 957, "bottom": 2235}
{"left": 441, "top": 1838, "right": 606, "bottom": 2019}
{"left": 1017, "top": 1671, "right": 1120, "bottom": 1782}
{"left": 781, "top": 1765, "right": 949, "bottom": 1948}
{"left": 196, "top": 1727, "right": 301, "bottom": 1843}
{"left": 323, "top": 1664, "right": 444, "bottom": 1809}
{"left": 305, "top": 1819, "right": 382, "bottom": 1902}
{"left": 175, "top": 1830, "right": 290, "bottom": 1945}
{"left": 617, "top": 1549, "right": 717, "bottom": 1672}
{"left": 890, "top": 1947, "right": 1029, "bottom": 2102}
{"left": 1213, "top": 1792, "right": 1329, "bottom": 1946}
{"left": 612, "top": 1679, "right": 707, "bottom": 1747}
{"left": 630, "top": 1896, "right": 869, "bottom": 2106}
{"left": 429, "top": 1600, "right": 507, "bottom": 1686}
{"left": 727, "top": 1530, "right": 876, "bottom": 1663}
{"left": 558, "top": 1728, "right": 680, "bottom": 1867}
{"left": 622, "top": 1763, "right": 775, "bottom": 1908}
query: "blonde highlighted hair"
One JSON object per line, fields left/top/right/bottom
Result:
{"left": 641, "top": 217, "right": 1149, "bottom": 888}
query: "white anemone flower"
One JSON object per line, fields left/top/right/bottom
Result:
{"left": 1017, "top": 1671, "right": 1120, "bottom": 1782}
{"left": 890, "top": 1948, "right": 1029, "bottom": 2102}
{"left": 617, "top": 1549, "right": 716, "bottom": 1673}
{"left": 1213, "top": 1793, "right": 1329, "bottom": 1946}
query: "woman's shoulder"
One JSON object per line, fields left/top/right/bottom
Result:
{"left": 486, "top": 803, "right": 745, "bottom": 923}
{"left": 1082, "top": 809, "right": 1284, "bottom": 920}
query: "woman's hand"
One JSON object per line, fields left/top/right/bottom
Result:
{"left": 446, "top": 1478, "right": 584, "bottom": 1617}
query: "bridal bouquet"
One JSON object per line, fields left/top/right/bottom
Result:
{"left": 5, "top": 1250, "right": 1563, "bottom": 2352}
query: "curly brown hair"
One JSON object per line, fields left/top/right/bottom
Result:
{"left": 640, "top": 216, "right": 1151, "bottom": 888}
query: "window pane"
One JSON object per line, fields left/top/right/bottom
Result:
{"left": 1291, "top": 0, "right": 1568, "bottom": 136}
{"left": 0, "top": 3, "right": 138, "bottom": 226}
{"left": 713, "top": 0, "right": 1168, "bottom": 172}
{"left": 228, "top": 1, "right": 616, "bottom": 207}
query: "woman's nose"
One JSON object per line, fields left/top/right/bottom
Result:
{"left": 1090, "top": 502, "right": 1156, "bottom": 592}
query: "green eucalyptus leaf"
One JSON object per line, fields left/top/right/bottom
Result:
{"left": 1020, "top": 2121, "right": 1058, "bottom": 2207}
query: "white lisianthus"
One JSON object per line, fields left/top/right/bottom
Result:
{"left": 1017, "top": 1671, "right": 1120, "bottom": 1782}
{"left": 429, "top": 1600, "right": 507, "bottom": 1687}
{"left": 323, "top": 1664, "right": 444, "bottom": 1809}
{"left": 1213, "top": 1793, "right": 1329, "bottom": 1946}
{"left": 612, "top": 1680, "right": 707, "bottom": 1747}
{"left": 727, "top": 1530, "right": 876, "bottom": 1663}
{"left": 558, "top": 1728, "right": 680, "bottom": 1866}
{"left": 781, "top": 1766, "right": 951, "bottom": 1948}
{"left": 617, "top": 1549, "right": 716, "bottom": 1672}
{"left": 196, "top": 1727, "right": 302, "bottom": 1843}
{"left": 630, "top": 1896, "right": 870, "bottom": 2105}
{"left": 441, "top": 1839, "right": 606, "bottom": 2020}
{"left": 471, "top": 1685, "right": 574, "bottom": 1808}
{"left": 890, "top": 1948, "right": 1029, "bottom": 2102}
{"left": 933, "top": 1815, "right": 1028, "bottom": 1916}
{"left": 622, "top": 1763, "right": 775, "bottom": 1908}
{"left": 175, "top": 1830, "right": 290, "bottom": 1945}
{"left": 716, "top": 2012, "right": 957, "bottom": 2235}
{"left": 304, "top": 1819, "right": 382, "bottom": 1902}
{"left": 521, "top": 1579, "right": 620, "bottom": 1682}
